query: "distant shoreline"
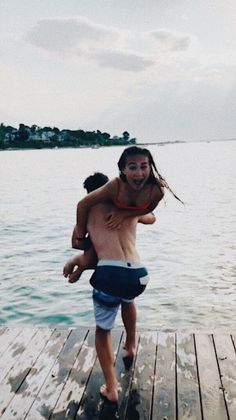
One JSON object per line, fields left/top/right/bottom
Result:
{"left": 139, "top": 138, "right": 236, "bottom": 145}
{"left": 0, "top": 138, "right": 235, "bottom": 152}
{"left": 1, "top": 141, "right": 183, "bottom": 151}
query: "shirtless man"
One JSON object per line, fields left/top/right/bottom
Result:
{"left": 71, "top": 186, "right": 155, "bottom": 403}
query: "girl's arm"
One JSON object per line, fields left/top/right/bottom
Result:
{"left": 72, "top": 179, "right": 115, "bottom": 243}
{"left": 106, "top": 185, "right": 164, "bottom": 229}
{"left": 71, "top": 225, "right": 91, "bottom": 249}
{"left": 138, "top": 212, "right": 156, "bottom": 224}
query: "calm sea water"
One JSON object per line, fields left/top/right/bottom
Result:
{"left": 0, "top": 141, "right": 236, "bottom": 330}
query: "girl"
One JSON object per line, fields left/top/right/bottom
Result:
{"left": 72, "top": 145, "right": 181, "bottom": 246}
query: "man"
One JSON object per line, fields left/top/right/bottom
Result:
{"left": 70, "top": 174, "right": 155, "bottom": 403}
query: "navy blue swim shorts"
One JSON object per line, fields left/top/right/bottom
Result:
{"left": 90, "top": 259, "right": 149, "bottom": 301}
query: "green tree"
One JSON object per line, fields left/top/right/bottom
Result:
{"left": 122, "top": 131, "right": 130, "bottom": 142}
{"left": 30, "top": 124, "right": 37, "bottom": 133}
{"left": 53, "top": 127, "right": 60, "bottom": 135}
{"left": 0, "top": 123, "right": 5, "bottom": 148}
{"left": 18, "top": 123, "right": 30, "bottom": 142}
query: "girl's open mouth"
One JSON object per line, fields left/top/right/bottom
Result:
{"left": 133, "top": 179, "right": 144, "bottom": 187}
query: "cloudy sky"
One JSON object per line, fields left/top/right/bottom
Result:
{"left": 1, "top": 0, "right": 236, "bottom": 142}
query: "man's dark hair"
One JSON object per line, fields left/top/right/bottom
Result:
{"left": 83, "top": 172, "right": 109, "bottom": 193}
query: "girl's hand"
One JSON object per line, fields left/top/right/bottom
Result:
{"left": 106, "top": 210, "right": 125, "bottom": 230}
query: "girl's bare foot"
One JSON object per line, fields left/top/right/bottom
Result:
{"left": 68, "top": 266, "right": 83, "bottom": 283}
{"left": 63, "top": 261, "right": 84, "bottom": 283}
{"left": 63, "top": 261, "right": 74, "bottom": 278}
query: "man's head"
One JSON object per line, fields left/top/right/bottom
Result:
{"left": 83, "top": 172, "right": 109, "bottom": 193}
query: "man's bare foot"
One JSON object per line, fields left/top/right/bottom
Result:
{"left": 122, "top": 345, "right": 135, "bottom": 370}
{"left": 100, "top": 384, "right": 121, "bottom": 402}
{"left": 123, "top": 343, "right": 135, "bottom": 358}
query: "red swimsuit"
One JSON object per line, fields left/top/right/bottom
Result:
{"left": 113, "top": 177, "right": 154, "bottom": 211}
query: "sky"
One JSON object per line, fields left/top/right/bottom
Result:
{"left": 1, "top": 0, "right": 236, "bottom": 142}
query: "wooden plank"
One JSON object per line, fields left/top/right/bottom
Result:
{"left": 0, "top": 327, "right": 37, "bottom": 382}
{"left": 0, "top": 326, "right": 22, "bottom": 357}
{"left": 115, "top": 331, "right": 139, "bottom": 418}
{"left": 213, "top": 334, "right": 236, "bottom": 419}
{"left": 0, "top": 328, "right": 53, "bottom": 417}
{"left": 176, "top": 333, "right": 202, "bottom": 420}
{"left": 126, "top": 331, "right": 157, "bottom": 420}
{"left": 0, "top": 326, "right": 7, "bottom": 336}
{"left": 0, "top": 327, "right": 235, "bottom": 420}
{"left": 76, "top": 329, "right": 123, "bottom": 419}
{"left": 195, "top": 334, "right": 228, "bottom": 420}
{"left": 51, "top": 329, "right": 97, "bottom": 419}
{"left": 25, "top": 328, "right": 88, "bottom": 419}
{"left": 231, "top": 335, "right": 236, "bottom": 353}
{"left": 1, "top": 328, "right": 70, "bottom": 419}
{"left": 152, "top": 332, "right": 176, "bottom": 420}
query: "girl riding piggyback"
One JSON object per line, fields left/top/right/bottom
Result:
{"left": 72, "top": 146, "right": 181, "bottom": 247}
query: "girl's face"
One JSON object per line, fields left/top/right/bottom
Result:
{"left": 122, "top": 154, "right": 151, "bottom": 190}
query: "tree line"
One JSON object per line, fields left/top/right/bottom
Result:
{"left": 0, "top": 123, "right": 136, "bottom": 150}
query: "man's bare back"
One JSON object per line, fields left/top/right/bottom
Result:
{"left": 65, "top": 201, "right": 155, "bottom": 283}
{"left": 87, "top": 202, "right": 140, "bottom": 262}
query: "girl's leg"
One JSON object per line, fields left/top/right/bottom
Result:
{"left": 63, "top": 247, "right": 98, "bottom": 283}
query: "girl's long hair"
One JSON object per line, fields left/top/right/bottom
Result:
{"left": 118, "top": 146, "right": 184, "bottom": 204}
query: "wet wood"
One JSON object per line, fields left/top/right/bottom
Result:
{"left": 51, "top": 330, "right": 97, "bottom": 420}
{"left": 176, "top": 333, "right": 202, "bottom": 419}
{"left": 195, "top": 333, "right": 228, "bottom": 420}
{"left": 152, "top": 332, "right": 176, "bottom": 420}
{"left": 0, "top": 327, "right": 22, "bottom": 358}
{"left": 213, "top": 334, "right": 236, "bottom": 419}
{"left": 76, "top": 329, "right": 123, "bottom": 420}
{"left": 0, "top": 327, "right": 37, "bottom": 383}
{"left": 0, "top": 327, "right": 236, "bottom": 419}
{"left": 1, "top": 329, "right": 69, "bottom": 419}
{"left": 126, "top": 331, "right": 157, "bottom": 420}
{"left": 26, "top": 328, "right": 88, "bottom": 419}
{"left": 0, "top": 328, "right": 53, "bottom": 417}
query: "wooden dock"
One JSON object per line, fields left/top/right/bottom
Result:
{"left": 0, "top": 326, "right": 236, "bottom": 419}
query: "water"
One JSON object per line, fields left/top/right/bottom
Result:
{"left": 0, "top": 141, "right": 236, "bottom": 330}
